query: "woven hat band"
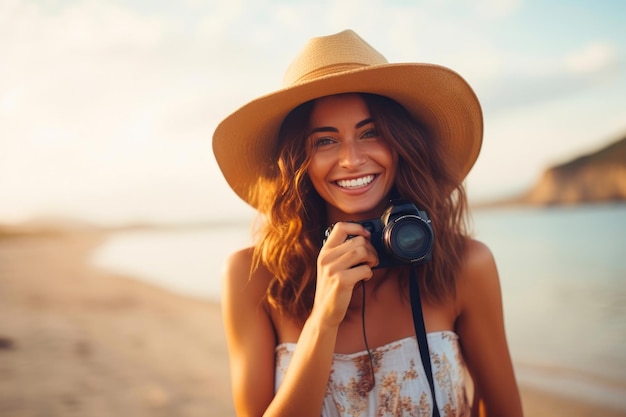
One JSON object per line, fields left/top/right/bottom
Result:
{"left": 290, "top": 62, "right": 368, "bottom": 85}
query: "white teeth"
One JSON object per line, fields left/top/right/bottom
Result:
{"left": 336, "top": 175, "right": 375, "bottom": 189}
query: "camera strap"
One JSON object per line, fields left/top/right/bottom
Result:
{"left": 409, "top": 265, "right": 441, "bottom": 417}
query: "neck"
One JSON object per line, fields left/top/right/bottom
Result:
{"left": 346, "top": 268, "right": 396, "bottom": 310}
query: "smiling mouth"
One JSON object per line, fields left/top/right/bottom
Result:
{"left": 335, "top": 174, "right": 376, "bottom": 189}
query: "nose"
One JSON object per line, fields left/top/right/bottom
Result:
{"left": 339, "top": 141, "right": 366, "bottom": 169}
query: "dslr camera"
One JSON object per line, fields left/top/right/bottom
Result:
{"left": 325, "top": 198, "right": 434, "bottom": 269}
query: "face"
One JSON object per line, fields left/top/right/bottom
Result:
{"left": 306, "top": 94, "right": 398, "bottom": 222}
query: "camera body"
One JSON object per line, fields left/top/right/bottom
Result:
{"left": 325, "top": 199, "right": 434, "bottom": 269}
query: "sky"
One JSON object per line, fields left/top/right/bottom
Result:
{"left": 1, "top": 0, "right": 625, "bottom": 226}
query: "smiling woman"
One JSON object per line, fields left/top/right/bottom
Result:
{"left": 305, "top": 94, "right": 398, "bottom": 221}
{"left": 213, "top": 29, "right": 522, "bottom": 417}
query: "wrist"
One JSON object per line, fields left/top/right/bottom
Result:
{"left": 300, "top": 310, "right": 340, "bottom": 347}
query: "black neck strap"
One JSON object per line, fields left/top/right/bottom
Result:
{"left": 409, "top": 266, "right": 441, "bottom": 417}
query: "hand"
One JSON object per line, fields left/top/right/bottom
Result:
{"left": 311, "top": 222, "right": 378, "bottom": 328}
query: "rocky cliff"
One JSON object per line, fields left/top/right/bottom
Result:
{"left": 521, "top": 134, "right": 626, "bottom": 205}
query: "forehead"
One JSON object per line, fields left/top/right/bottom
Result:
{"left": 309, "top": 93, "right": 371, "bottom": 126}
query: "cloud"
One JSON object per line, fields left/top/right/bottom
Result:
{"left": 476, "top": 39, "right": 622, "bottom": 113}
{"left": 565, "top": 41, "right": 619, "bottom": 74}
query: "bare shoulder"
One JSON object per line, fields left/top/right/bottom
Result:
{"left": 462, "top": 238, "right": 496, "bottom": 273}
{"left": 221, "top": 246, "right": 273, "bottom": 307}
{"left": 222, "top": 246, "right": 255, "bottom": 282}
{"left": 455, "top": 238, "right": 501, "bottom": 314}
{"left": 221, "top": 245, "right": 275, "bottom": 346}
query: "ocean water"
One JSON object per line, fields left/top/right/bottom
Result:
{"left": 90, "top": 223, "right": 253, "bottom": 301}
{"left": 471, "top": 204, "right": 626, "bottom": 409}
{"left": 89, "top": 203, "right": 626, "bottom": 409}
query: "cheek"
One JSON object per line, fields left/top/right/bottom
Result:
{"left": 380, "top": 145, "right": 398, "bottom": 173}
{"left": 382, "top": 148, "right": 399, "bottom": 187}
{"left": 306, "top": 156, "right": 327, "bottom": 190}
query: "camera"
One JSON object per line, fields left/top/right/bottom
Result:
{"left": 324, "top": 199, "right": 434, "bottom": 269}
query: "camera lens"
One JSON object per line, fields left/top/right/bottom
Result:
{"left": 396, "top": 222, "right": 425, "bottom": 251}
{"left": 384, "top": 216, "right": 432, "bottom": 262}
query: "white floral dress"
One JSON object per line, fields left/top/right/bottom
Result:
{"left": 275, "top": 331, "right": 470, "bottom": 417}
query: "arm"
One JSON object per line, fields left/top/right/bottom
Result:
{"left": 221, "top": 248, "right": 277, "bottom": 416}
{"left": 455, "top": 239, "right": 523, "bottom": 417}
{"left": 222, "top": 222, "right": 377, "bottom": 417}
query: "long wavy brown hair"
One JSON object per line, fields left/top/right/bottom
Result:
{"left": 252, "top": 93, "right": 471, "bottom": 322}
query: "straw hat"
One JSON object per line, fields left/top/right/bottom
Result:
{"left": 212, "top": 29, "right": 483, "bottom": 208}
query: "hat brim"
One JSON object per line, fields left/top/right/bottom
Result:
{"left": 212, "top": 63, "right": 483, "bottom": 208}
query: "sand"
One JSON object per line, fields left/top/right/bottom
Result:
{"left": 0, "top": 229, "right": 624, "bottom": 416}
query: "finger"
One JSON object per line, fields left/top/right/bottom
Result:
{"left": 345, "top": 234, "right": 379, "bottom": 268}
{"left": 336, "top": 239, "right": 378, "bottom": 270}
{"left": 324, "top": 221, "right": 370, "bottom": 248}
{"left": 350, "top": 264, "right": 375, "bottom": 281}
{"left": 331, "top": 263, "right": 374, "bottom": 287}
{"left": 321, "top": 230, "right": 379, "bottom": 270}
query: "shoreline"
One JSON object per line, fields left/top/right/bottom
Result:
{"left": 1, "top": 230, "right": 624, "bottom": 416}
{"left": 515, "top": 361, "right": 626, "bottom": 412}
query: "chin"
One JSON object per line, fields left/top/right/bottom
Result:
{"left": 332, "top": 201, "right": 387, "bottom": 221}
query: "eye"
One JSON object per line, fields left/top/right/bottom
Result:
{"left": 361, "top": 128, "right": 379, "bottom": 139}
{"left": 312, "top": 136, "right": 336, "bottom": 147}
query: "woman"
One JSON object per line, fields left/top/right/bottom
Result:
{"left": 213, "top": 30, "right": 523, "bottom": 417}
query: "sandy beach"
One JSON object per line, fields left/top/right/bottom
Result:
{"left": 0, "top": 229, "right": 624, "bottom": 417}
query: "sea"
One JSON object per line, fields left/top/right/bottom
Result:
{"left": 89, "top": 203, "right": 626, "bottom": 410}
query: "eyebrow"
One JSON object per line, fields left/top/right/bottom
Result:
{"left": 309, "top": 118, "right": 374, "bottom": 135}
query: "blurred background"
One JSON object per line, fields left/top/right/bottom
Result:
{"left": 1, "top": 0, "right": 625, "bottom": 416}
{"left": 1, "top": 0, "right": 625, "bottom": 226}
